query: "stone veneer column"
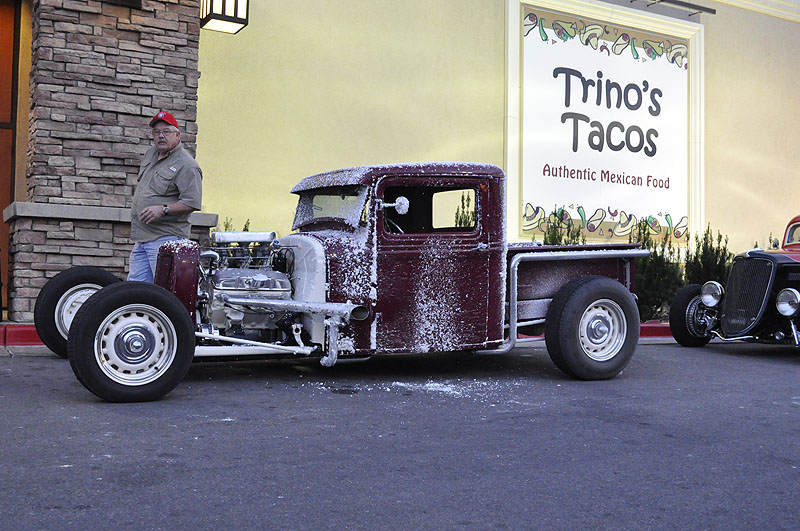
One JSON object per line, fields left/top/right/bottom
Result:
{"left": 3, "top": 0, "right": 216, "bottom": 322}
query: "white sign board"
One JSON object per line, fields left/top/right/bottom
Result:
{"left": 521, "top": 9, "right": 689, "bottom": 241}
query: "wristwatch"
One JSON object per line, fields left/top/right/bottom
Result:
{"left": 162, "top": 204, "right": 170, "bottom": 216}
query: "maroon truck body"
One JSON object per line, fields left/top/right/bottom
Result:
{"left": 286, "top": 162, "right": 643, "bottom": 358}
{"left": 40, "top": 161, "right": 647, "bottom": 402}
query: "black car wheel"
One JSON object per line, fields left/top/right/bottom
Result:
{"left": 33, "top": 266, "right": 121, "bottom": 358}
{"left": 669, "top": 284, "right": 712, "bottom": 347}
{"left": 67, "top": 282, "right": 195, "bottom": 402}
{"left": 545, "top": 276, "right": 639, "bottom": 380}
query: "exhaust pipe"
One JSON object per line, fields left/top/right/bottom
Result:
{"left": 217, "top": 294, "right": 369, "bottom": 321}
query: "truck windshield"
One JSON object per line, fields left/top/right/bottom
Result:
{"left": 293, "top": 185, "right": 368, "bottom": 230}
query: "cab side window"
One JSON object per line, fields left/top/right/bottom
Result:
{"left": 787, "top": 224, "right": 800, "bottom": 244}
{"left": 432, "top": 189, "right": 475, "bottom": 231}
{"left": 383, "top": 186, "right": 477, "bottom": 234}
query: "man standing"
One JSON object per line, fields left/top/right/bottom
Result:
{"left": 128, "top": 110, "right": 203, "bottom": 282}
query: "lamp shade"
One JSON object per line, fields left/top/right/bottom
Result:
{"left": 200, "top": 0, "right": 249, "bottom": 34}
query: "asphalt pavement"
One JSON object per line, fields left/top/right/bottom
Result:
{"left": 1, "top": 340, "right": 798, "bottom": 530}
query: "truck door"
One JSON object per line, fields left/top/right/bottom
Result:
{"left": 375, "top": 176, "right": 490, "bottom": 353}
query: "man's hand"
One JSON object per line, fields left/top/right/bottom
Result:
{"left": 139, "top": 205, "right": 164, "bottom": 224}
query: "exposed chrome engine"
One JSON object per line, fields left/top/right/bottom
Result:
{"left": 207, "top": 267, "right": 293, "bottom": 331}
{"left": 198, "top": 231, "right": 297, "bottom": 338}
{"left": 194, "top": 231, "right": 367, "bottom": 364}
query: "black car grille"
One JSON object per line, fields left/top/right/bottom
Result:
{"left": 720, "top": 258, "right": 773, "bottom": 336}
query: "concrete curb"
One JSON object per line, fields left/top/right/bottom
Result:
{"left": 0, "top": 321, "right": 674, "bottom": 347}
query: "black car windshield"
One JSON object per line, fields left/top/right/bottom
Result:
{"left": 293, "top": 185, "right": 368, "bottom": 230}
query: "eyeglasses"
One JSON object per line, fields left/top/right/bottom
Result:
{"left": 152, "top": 130, "right": 178, "bottom": 138}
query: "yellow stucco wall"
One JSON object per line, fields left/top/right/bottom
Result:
{"left": 704, "top": 3, "right": 800, "bottom": 252}
{"left": 196, "top": 0, "right": 505, "bottom": 236}
{"left": 197, "top": 0, "right": 799, "bottom": 252}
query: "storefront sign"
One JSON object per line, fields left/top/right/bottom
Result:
{"left": 521, "top": 7, "right": 690, "bottom": 241}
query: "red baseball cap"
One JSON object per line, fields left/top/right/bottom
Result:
{"left": 149, "top": 110, "right": 179, "bottom": 129}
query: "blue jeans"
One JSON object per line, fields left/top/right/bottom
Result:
{"left": 128, "top": 236, "right": 181, "bottom": 282}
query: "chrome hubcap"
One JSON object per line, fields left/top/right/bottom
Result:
{"left": 55, "top": 283, "right": 102, "bottom": 338}
{"left": 578, "top": 298, "right": 626, "bottom": 362}
{"left": 94, "top": 304, "right": 177, "bottom": 386}
{"left": 114, "top": 325, "right": 156, "bottom": 365}
{"left": 586, "top": 316, "right": 611, "bottom": 344}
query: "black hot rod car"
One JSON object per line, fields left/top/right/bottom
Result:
{"left": 669, "top": 215, "right": 800, "bottom": 348}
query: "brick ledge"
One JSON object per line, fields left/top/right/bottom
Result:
{"left": 2, "top": 201, "right": 218, "bottom": 227}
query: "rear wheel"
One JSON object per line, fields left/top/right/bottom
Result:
{"left": 669, "top": 284, "right": 712, "bottom": 347}
{"left": 67, "top": 282, "right": 195, "bottom": 402}
{"left": 33, "top": 267, "right": 121, "bottom": 358}
{"left": 545, "top": 276, "right": 639, "bottom": 380}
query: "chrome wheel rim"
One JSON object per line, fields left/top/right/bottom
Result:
{"left": 94, "top": 304, "right": 177, "bottom": 386}
{"left": 55, "top": 283, "right": 102, "bottom": 339}
{"left": 685, "top": 295, "right": 708, "bottom": 337}
{"left": 578, "top": 298, "right": 626, "bottom": 361}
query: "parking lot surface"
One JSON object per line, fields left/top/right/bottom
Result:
{"left": 1, "top": 340, "right": 798, "bottom": 529}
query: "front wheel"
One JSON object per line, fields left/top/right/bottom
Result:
{"left": 545, "top": 276, "right": 639, "bottom": 380}
{"left": 34, "top": 266, "right": 121, "bottom": 358}
{"left": 67, "top": 282, "right": 195, "bottom": 402}
{"left": 669, "top": 284, "right": 712, "bottom": 347}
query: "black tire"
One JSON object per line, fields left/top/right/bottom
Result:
{"left": 33, "top": 266, "right": 121, "bottom": 359}
{"left": 545, "top": 276, "right": 639, "bottom": 380}
{"left": 669, "top": 284, "right": 712, "bottom": 347}
{"left": 67, "top": 282, "right": 195, "bottom": 402}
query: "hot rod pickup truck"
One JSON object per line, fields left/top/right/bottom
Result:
{"left": 34, "top": 162, "right": 648, "bottom": 402}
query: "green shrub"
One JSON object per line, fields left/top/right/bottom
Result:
{"left": 684, "top": 225, "right": 733, "bottom": 285}
{"left": 537, "top": 207, "right": 586, "bottom": 245}
{"left": 454, "top": 192, "right": 476, "bottom": 228}
{"left": 630, "top": 221, "right": 683, "bottom": 321}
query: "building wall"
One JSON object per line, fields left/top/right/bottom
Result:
{"left": 704, "top": 3, "right": 800, "bottom": 250}
{"left": 196, "top": 0, "right": 505, "bottom": 235}
{"left": 197, "top": 0, "right": 799, "bottom": 253}
{"left": 5, "top": 0, "right": 215, "bottom": 321}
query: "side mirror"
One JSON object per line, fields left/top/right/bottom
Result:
{"left": 379, "top": 196, "right": 410, "bottom": 215}
{"left": 393, "top": 196, "right": 410, "bottom": 215}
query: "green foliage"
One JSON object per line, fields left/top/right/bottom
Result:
{"left": 454, "top": 192, "right": 476, "bottom": 228}
{"left": 538, "top": 207, "right": 586, "bottom": 245}
{"left": 212, "top": 217, "right": 249, "bottom": 234}
{"left": 684, "top": 225, "right": 733, "bottom": 285}
{"left": 628, "top": 222, "right": 734, "bottom": 321}
{"left": 630, "top": 221, "right": 683, "bottom": 321}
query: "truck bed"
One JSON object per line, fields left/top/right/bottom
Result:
{"left": 506, "top": 242, "right": 643, "bottom": 325}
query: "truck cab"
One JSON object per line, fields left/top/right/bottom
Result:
{"left": 289, "top": 162, "right": 506, "bottom": 356}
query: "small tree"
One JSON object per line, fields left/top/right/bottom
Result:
{"left": 454, "top": 192, "right": 476, "bottom": 228}
{"left": 541, "top": 207, "right": 586, "bottom": 245}
{"left": 684, "top": 225, "right": 733, "bottom": 285}
{"left": 630, "top": 221, "right": 683, "bottom": 321}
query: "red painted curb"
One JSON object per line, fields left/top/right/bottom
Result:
{"left": 640, "top": 321, "right": 671, "bottom": 337}
{"left": 3, "top": 325, "right": 44, "bottom": 346}
{"left": 518, "top": 321, "right": 672, "bottom": 341}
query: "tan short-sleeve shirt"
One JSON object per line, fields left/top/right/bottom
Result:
{"left": 130, "top": 143, "right": 203, "bottom": 243}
